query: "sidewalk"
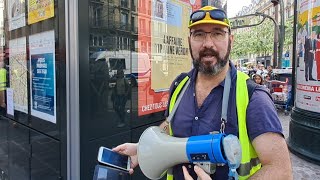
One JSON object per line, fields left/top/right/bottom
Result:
{"left": 278, "top": 111, "right": 320, "bottom": 180}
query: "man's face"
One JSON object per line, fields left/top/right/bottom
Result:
{"left": 189, "top": 24, "right": 233, "bottom": 76}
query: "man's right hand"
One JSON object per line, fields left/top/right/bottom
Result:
{"left": 112, "top": 143, "right": 138, "bottom": 174}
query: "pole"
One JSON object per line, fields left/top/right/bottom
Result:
{"left": 278, "top": 0, "right": 285, "bottom": 68}
{"left": 274, "top": 5, "right": 279, "bottom": 67}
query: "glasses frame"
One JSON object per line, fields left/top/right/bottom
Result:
{"left": 190, "top": 29, "right": 229, "bottom": 42}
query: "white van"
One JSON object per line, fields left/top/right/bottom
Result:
{"left": 90, "top": 50, "right": 151, "bottom": 87}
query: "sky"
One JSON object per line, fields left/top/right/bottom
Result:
{"left": 227, "top": 0, "right": 252, "bottom": 18}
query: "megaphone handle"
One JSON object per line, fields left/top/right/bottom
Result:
{"left": 194, "top": 162, "right": 216, "bottom": 174}
{"left": 196, "top": 172, "right": 211, "bottom": 180}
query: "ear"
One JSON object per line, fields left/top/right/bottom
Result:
{"left": 229, "top": 34, "right": 234, "bottom": 47}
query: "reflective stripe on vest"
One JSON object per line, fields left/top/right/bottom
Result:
{"left": 167, "top": 76, "right": 190, "bottom": 180}
{"left": 168, "top": 76, "right": 190, "bottom": 136}
{"left": 167, "top": 71, "right": 261, "bottom": 180}
{"left": 0, "top": 68, "right": 6, "bottom": 91}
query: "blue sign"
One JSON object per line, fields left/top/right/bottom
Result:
{"left": 31, "top": 53, "right": 55, "bottom": 116}
{"left": 281, "top": 59, "right": 290, "bottom": 68}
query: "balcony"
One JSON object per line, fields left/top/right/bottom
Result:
{"left": 119, "top": 22, "right": 130, "bottom": 31}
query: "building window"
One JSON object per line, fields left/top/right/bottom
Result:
{"left": 92, "top": 6, "right": 102, "bottom": 27}
{"left": 121, "top": 0, "right": 128, "bottom": 8}
{"left": 121, "top": 13, "right": 129, "bottom": 30}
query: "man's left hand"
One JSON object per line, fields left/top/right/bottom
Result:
{"left": 182, "top": 165, "right": 212, "bottom": 180}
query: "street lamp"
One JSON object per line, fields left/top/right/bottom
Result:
{"left": 271, "top": 0, "right": 285, "bottom": 68}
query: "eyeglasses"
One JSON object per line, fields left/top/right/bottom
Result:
{"left": 190, "top": 30, "right": 228, "bottom": 42}
{"left": 189, "top": 9, "right": 230, "bottom": 26}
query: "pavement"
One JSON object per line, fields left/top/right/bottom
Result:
{"left": 277, "top": 110, "right": 320, "bottom": 180}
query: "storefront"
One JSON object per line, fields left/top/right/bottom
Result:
{"left": 0, "top": 0, "right": 220, "bottom": 179}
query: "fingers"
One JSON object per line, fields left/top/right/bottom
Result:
{"left": 128, "top": 168, "right": 134, "bottom": 175}
{"left": 130, "top": 155, "right": 138, "bottom": 168}
{"left": 182, "top": 166, "right": 193, "bottom": 180}
{"left": 112, "top": 143, "right": 135, "bottom": 156}
{"left": 112, "top": 143, "right": 127, "bottom": 153}
{"left": 194, "top": 166, "right": 212, "bottom": 180}
{"left": 113, "top": 143, "right": 139, "bottom": 171}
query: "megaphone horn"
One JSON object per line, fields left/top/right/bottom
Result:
{"left": 137, "top": 126, "right": 189, "bottom": 179}
{"left": 137, "top": 126, "right": 241, "bottom": 180}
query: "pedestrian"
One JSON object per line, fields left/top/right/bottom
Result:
{"left": 113, "top": 5, "right": 292, "bottom": 180}
{"left": 253, "top": 74, "right": 264, "bottom": 85}
{"left": 264, "top": 73, "right": 272, "bottom": 92}
{"left": 0, "top": 61, "right": 6, "bottom": 114}
{"left": 112, "top": 69, "right": 130, "bottom": 127}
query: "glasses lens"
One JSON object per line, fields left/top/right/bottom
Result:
{"left": 209, "top": 10, "right": 226, "bottom": 21}
{"left": 190, "top": 11, "right": 206, "bottom": 23}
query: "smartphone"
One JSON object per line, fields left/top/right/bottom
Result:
{"left": 92, "top": 164, "right": 129, "bottom": 180}
{"left": 97, "top": 146, "right": 130, "bottom": 172}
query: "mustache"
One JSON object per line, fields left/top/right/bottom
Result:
{"left": 199, "top": 48, "right": 219, "bottom": 59}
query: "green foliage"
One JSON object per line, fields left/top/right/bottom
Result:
{"left": 284, "top": 17, "right": 294, "bottom": 50}
{"left": 231, "top": 17, "right": 294, "bottom": 60}
{"left": 231, "top": 19, "right": 274, "bottom": 60}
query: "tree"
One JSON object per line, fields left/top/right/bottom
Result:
{"left": 231, "top": 19, "right": 274, "bottom": 60}
{"left": 284, "top": 16, "right": 294, "bottom": 51}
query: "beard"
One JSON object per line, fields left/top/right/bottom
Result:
{"left": 192, "top": 40, "right": 231, "bottom": 76}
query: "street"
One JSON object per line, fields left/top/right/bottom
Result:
{"left": 278, "top": 110, "right": 320, "bottom": 180}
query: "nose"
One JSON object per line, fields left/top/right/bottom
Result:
{"left": 202, "top": 34, "right": 215, "bottom": 48}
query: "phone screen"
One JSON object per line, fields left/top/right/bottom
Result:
{"left": 93, "top": 165, "right": 129, "bottom": 180}
{"left": 100, "top": 148, "right": 128, "bottom": 170}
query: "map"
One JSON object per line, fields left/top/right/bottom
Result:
{"left": 9, "top": 37, "right": 28, "bottom": 113}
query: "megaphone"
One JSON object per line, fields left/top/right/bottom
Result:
{"left": 137, "top": 126, "right": 241, "bottom": 180}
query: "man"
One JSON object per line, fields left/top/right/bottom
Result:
{"left": 256, "top": 64, "right": 268, "bottom": 76}
{"left": 113, "top": 6, "right": 292, "bottom": 180}
{"left": 304, "top": 31, "right": 316, "bottom": 81}
{"left": 0, "top": 61, "right": 6, "bottom": 114}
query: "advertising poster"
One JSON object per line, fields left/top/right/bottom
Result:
{"left": 28, "top": 0, "right": 54, "bottom": 24}
{"left": 295, "top": 0, "right": 320, "bottom": 113}
{"left": 9, "top": 37, "right": 28, "bottom": 113}
{"left": 7, "top": 0, "right": 26, "bottom": 31}
{"left": 138, "top": 0, "right": 201, "bottom": 116}
{"left": 29, "top": 30, "right": 56, "bottom": 123}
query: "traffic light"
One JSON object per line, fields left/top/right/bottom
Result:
{"left": 271, "top": 0, "right": 279, "bottom": 5}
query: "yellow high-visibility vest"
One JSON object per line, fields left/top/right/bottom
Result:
{"left": 0, "top": 68, "right": 6, "bottom": 91}
{"left": 167, "top": 71, "right": 261, "bottom": 180}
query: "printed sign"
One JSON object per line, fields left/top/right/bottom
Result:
{"left": 9, "top": 37, "right": 28, "bottom": 113}
{"left": 138, "top": 0, "right": 201, "bottom": 116}
{"left": 28, "top": 0, "right": 54, "bottom": 24}
{"left": 7, "top": 0, "right": 26, "bottom": 30}
{"left": 295, "top": 0, "right": 320, "bottom": 113}
{"left": 6, "top": 88, "right": 14, "bottom": 116}
{"left": 29, "top": 30, "right": 56, "bottom": 123}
